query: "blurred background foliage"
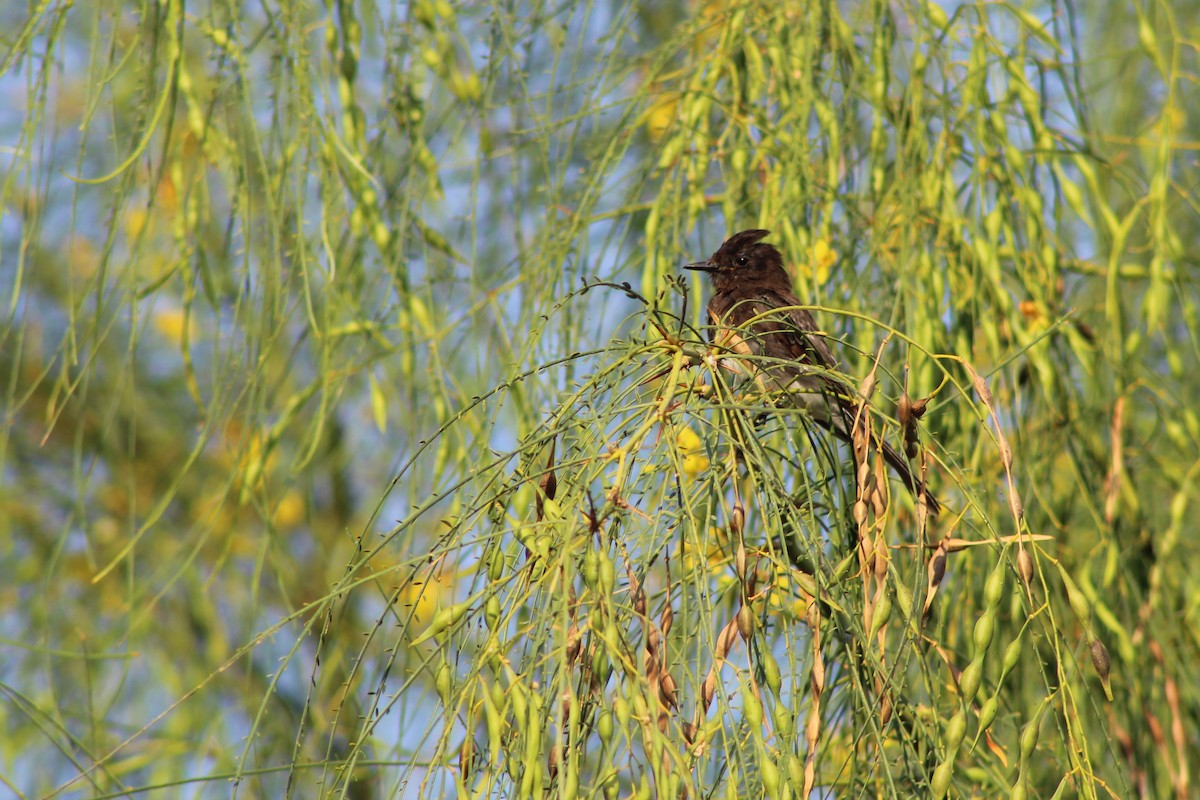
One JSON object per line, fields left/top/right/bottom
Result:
{"left": 1, "top": 0, "right": 1197, "bottom": 797}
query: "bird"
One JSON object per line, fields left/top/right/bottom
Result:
{"left": 685, "top": 228, "right": 940, "bottom": 515}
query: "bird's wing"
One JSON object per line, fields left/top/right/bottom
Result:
{"left": 714, "top": 288, "right": 840, "bottom": 371}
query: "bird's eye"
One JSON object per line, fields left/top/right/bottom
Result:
{"left": 736, "top": 255, "right": 748, "bottom": 266}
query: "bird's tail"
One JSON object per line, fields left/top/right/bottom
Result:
{"left": 878, "top": 437, "right": 941, "bottom": 517}
{"left": 817, "top": 391, "right": 941, "bottom": 516}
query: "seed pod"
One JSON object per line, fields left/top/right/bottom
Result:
{"left": 1017, "top": 548, "right": 1034, "bottom": 586}
{"left": 741, "top": 683, "right": 763, "bottom": 728}
{"left": 944, "top": 709, "right": 968, "bottom": 751}
{"left": 1019, "top": 705, "right": 1044, "bottom": 762}
{"left": 582, "top": 549, "right": 599, "bottom": 588}
{"left": 959, "top": 661, "right": 982, "bottom": 703}
{"left": 977, "top": 694, "right": 1000, "bottom": 732}
{"left": 485, "top": 595, "right": 501, "bottom": 631}
{"left": 984, "top": 564, "right": 1006, "bottom": 607}
{"left": 435, "top": 660, "right": 452, "bottom": 705}
{"left": 598, "top": 709, "right": 614, "bottom": 742}
{"left": 772, "top": 700, "right": 791, "bottom": 737}
{"left": 660, "top": 672, "right": 679, "bottom": 708}
{"left": 702, "top": 671, "right": 717, "bottom": 710}
{"left": 1091, "top": 639, "right": 1113, "bottom": 700}
{"left": 1001, "top": 634, "right": 1023, "bottom": 676}
{"left": 598, "top": 551, "right": 615, "bottom": 596}
{"left": 973, "top": 609, "right": 996, "bottom": 654}
{"left": 1057, "top": 564, "right": 1091, "bottom": 628}
{"left": 761, "top": 650, "right": 782, "bottom": 695}
{"left": 737, "top": 604, "right": 755, "bottom": 640}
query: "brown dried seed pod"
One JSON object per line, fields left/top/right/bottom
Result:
{"left": 730, "top": 503, "right": 745, "bottom": 536}
{"left": 716, "top": 619, "right": 738, "bottom": 658}
{"left": 1090, "top": 639, "right": 1111, "bottom": 681}
{"left": 682, "top": 721, "right": 697, "bottom": 744}
{"left": 566, "top": 623, "right": 582, "bottom": 664}
{"left": 702, "top": 671, "right": 717, "bottom": 709}
{"left": 647, "top": 625, "right": 661, "bottom": 656}
{"left": 633, "top": 585, "right": 646, "bottom": 616}
{"left": 860, "top": 371, "right": 877, "bottom": 400}
{"left": 909, "top": 396, "right": 929, "bottom": 419}
{"left": 928, "top": 547, "right": 947, "bottom": 587}
{"left": 660, "top": 604, "right": 674, "bottom": 637}
{"left": 1017, "top": 548, "right": 1034, "bottom": 585}
{"left": 1008, "top": 490, "right": 1024, "bottom": 524}
{"left": 871, "top": 483, "right": 887, "bottom": 518}
{"left": 999, "top": 438, "right": 1013, "bottom": 472}
{"left": 969, "top": 366, "right": 994, "bottom": 405}
{"left": 660, "top": 672, "right": 679, "bottom": 708}
{"left": 737, "top": 604, "right": 755, "bottom": 640}
{"left": 898, "top": 393, "right": 912, "bottom": 427}
{"left": 547, "top": 744, "right": 561, "bottom": 780}
{"left": 459, "top": 736, "right": 474, "bottom": 779}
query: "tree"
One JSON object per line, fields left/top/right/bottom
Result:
{"left": 2, "top": 0, "right": 1196, "bottom": 797}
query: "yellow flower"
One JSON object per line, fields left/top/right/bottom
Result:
{"left": 643, "top": 92, "right": 679, "bottom": 143}
{"left": 807, "top": 239, "right": 838, "bottom": 284}
{"left": 272, "top": 490, "right": 306, "bottom": 530}
{"left": 152, "top": 307, "right": 197, "bottom": 346}
{"left": 675, "top": 425, "right": 709, "bottom": 477}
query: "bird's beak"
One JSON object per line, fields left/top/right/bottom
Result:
{"left": 684, "top": 260, "right": 717, "bottom": 272}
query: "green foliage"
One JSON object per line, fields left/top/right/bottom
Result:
{"left": 2, "top": 0, "right": 1197, "bottom": 798}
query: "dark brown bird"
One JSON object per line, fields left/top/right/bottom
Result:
{"left": 686, "top": 229, "right": 939, "bottom": 515}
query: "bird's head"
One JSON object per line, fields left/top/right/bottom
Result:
{"left": 684, "top": 229, "right": 789, "bottom": 292}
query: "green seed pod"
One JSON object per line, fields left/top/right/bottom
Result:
{"left": 984, "top": 563, "right": 1006, "bottom": 607}
{"left": 772, "top": 700, "right": 791, "bottom": 738}
{"left": 1057, "top": 564, "right": 1091, "bottom": 628}
{"left": 581, "top": 549, "right": 599, "bottom": 589}
{"left": 959, "top": 661, "right": 983, "bottom": 704}
{"left": 1019, "top": 709, "right": 1043, "bottom": 762}
{"left": 944, "top": 708, "right": 968, "bottom": 751}
{"left": 977, "top": 695, "right": 1000, "bottom": 732}
{"left": 598, "top": 551, "right": 615, "bottom": 596}
{"left": 761, "top": 650, "right": 782, "bottom": 696}
{"left": 787, "top": 755, "right": 804, "bottom": 792}
{"left": 1001, "top": 633, "right": 1023, "bottom": 677}
{"left": 435, "top": 660, "right": 452, "bottom": 705}
{"left": 972, "top": 609, "right": 996, "bottom": 654}
{"left": 742, "top": 683, "right": 763, "bottom": 728}
{"left": 930, "top": 759, "right": 953, "bottom": 799}
{"left": 614, "top": 696, "right": 630, "bottom": 728}
{"left": 870, "top": 592, "right": 892, "bottom": 638}
{"left": 485, "top": 595, "right": 501, "bottom": 631}
{"left": 592, "top": 648, "right": 611, "bottom": 685}
{"left": 760, "top": 758, "right": 780, "bottom": 799}
{"left": 597, "top": 709, "right": 614, "bottom": 743}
